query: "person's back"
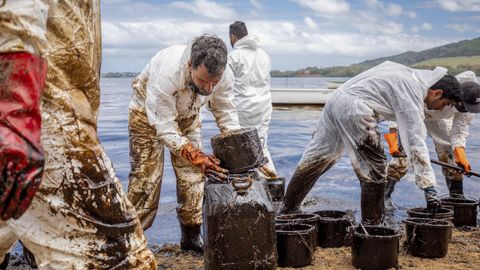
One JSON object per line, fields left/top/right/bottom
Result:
{"left": 229, "top": 35, "right": 271, "bottom": 112}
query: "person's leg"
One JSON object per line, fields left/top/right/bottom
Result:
{"left": 282, "top": 104, "right": 345, "bottom": 213}
{"left": 426, "top": 119, "right": 464, "bottom": 197}
{"left": 0, "top": 222, "right": 17, "bottom": 269}
{"left": 256, "top": 106, "right": 278, "bottom": 178}
{"left": 338, "top": 101, "right": 387, "bottom": 225}
{"left": 127, "top": 107, "right": 165, "bottom": 230}
{"left": 171, "top": 131, "right": 204, "bottom": 253}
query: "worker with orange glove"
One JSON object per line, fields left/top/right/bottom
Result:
{"left": 127, "top": 35, "right": 240, "bottom": 253}
{"left": 384, "top": 71, "right": 480, "bottom": 206}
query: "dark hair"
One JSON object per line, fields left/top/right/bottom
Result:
{"left": 430, "top": 75, "right": 462, "bottom": 102}
{"left": 190, "top": 35, "right": 227, "bottom": 76}
{"left": 229, "top": 21, "right": 248, "bottom": 40}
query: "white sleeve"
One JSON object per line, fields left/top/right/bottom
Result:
{"left": 451, "top": 112, "right": 474, "bottom": 149}
{"left": 210, "top": 69, "right": 241, "bottom": 132}
{"left": 395, "top": 106, "right": 435, "bottom": 189}
{"left": 145, "top": 71, "right": 189, "bottom": 155}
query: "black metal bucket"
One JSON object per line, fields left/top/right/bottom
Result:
{"left": 403, "top": 218, "right": 453, "bottom": 258}
{"left": 350, "top": 225, "right": 402, "bottom": 270}
{"left": 266, "top": 177, "right": 285, "bottom": 202}
{"left": 275, "top": 213, "right": 319, "bottom": 248}
{"left": 313, "top": 210, "right": 353, "bottom": 248}
{"left": 276, "top": 223, "right": 315, "bottom": 268}
{"left": 440, "top": 197, "right": 479, "bottom": 227}
{"left": 211, "top": 128, "right": 267, "bottom": 173}
{"left": 407, "top": 207, "right": 454, "bottom": 220}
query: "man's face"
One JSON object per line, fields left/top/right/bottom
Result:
{"left": 188, "top": 62, "right": 223, "bottom": 96}
{"left": 425, "top": 89, "right": 454, "bottom": 110}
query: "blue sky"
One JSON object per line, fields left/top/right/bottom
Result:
{"left": 101, "top": 0, "right": 480, "bottom": 72}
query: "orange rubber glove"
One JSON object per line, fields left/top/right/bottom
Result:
{"left": 180, "top": 143, "right": 228, "bottom": 182}
{"left": 454, "top": 147, "right": 471, "bottom": 173}
{"left": 383, "top": 132, "right": 401, "bottom": 157}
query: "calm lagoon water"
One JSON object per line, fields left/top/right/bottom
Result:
{"left": 98, "top": 77, "right": 480, "bottom": 246}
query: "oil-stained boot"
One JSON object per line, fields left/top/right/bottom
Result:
{"left": 180, "top": 223, "right": 203, "bottom": 254}
{"left": 384, "top": 177, "right": 398, "bottom": 210}
{"left": 449, "top": 180, "right": 464, "bottom": 198}
{"left": 361, "top": 181, "right": 386, "bottom": 225}
{"left": 0, "top": 253, "right": 10, "bottom": 270}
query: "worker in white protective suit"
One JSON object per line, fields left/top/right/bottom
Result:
{"left": 0, "top": 1, "right": 156, "bottom": 269}
{"left": 227, "top": 21, "right": 278, "bottom": 179}
{"left": 280, "top": 61, "right": 463, "bottom": 225}
{"left": 384, "top": 71, "right": 480, "bottom": 207}
{"left": 127, "top": 35, "right": 240, "bottom": 253}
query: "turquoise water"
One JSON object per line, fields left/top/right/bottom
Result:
{"left": 98, "top": 77, "right": 480, "bottom": 245}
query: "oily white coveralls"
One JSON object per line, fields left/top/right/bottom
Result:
{"left": 127, "top": 44, "right": 240, "bottom": 230}
{"left": 387, "top": 71, "right": 478, "bottom": 182}
{"left": 0, "top": 1, "right": 156, "bottom": 269}
{"left": 227, "top": 34, "right": 277, "bottom": 177}
{"left": 283, "top": 61, "right": 447, "bottom": 223}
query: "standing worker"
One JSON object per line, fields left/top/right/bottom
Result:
{"left": 127, "top": 35, "right": 240, "bottom": 253}
{"left": 0, "top": 1, "right": 156, "bottom": 269}
{"left": 384, "top": 71, "right": 480, "bottom": 206}
{"left": 281, "top": 61, "right": 463, "bottom": 225}
{"left": 227, "top": 21, "right": 278, "bottom": 178}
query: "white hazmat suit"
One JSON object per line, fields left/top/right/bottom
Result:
{"left": 282, "top": 61, "right": 447, "bottom": 225}
{"left": 386, "top": 71, "right": 477, "bottom": 186}
{"left": 0, "top": 0, "right": 156, "bottom": 269}
{"left": 227, "top": 35, "right": 277, "bottom": 177}
{"left": 128, "top": 44, "right": 240, "bottom": 230}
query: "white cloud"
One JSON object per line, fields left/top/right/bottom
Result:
{"left": 294, "top": 0, "right": 350, "bottom": 15}
{"left": 407, "top": 11, "right": 417, "bottom": 18}
{"left": 438, "top": 0, "right": 480, "bottom": 12}
{"left": 445, "top": 23, "right": 479, "bottom": 32}
{"left": 304, "top": 16, "right": 318, "bottom": 30}
{"left": 170, "top": 0, "right": 236, "bottom": 20}
{"left": 387, "top": 3, "right": 403, "bottom": 16}
{"left": 250, "top": 0, "right": 261, "bottom": 9}
{"left": 422, "top": 22, "right": 433, "bottom": 30}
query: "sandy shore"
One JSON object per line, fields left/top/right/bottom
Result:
{"left": 154, "top": 227, "right": 480, "bottom": 270}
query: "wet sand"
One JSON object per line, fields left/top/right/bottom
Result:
{"left": 154, "top": 227, "right": 480, "bottom": 270}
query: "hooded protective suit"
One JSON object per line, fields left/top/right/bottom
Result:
{"left": 127, "top": 44, "right": 240, "bottom": 230}
{"left": 227, "top": 35, "right": 276, "bottom": 177}
{"left": 386, "top": 71, "right": 477, "bottom": 183}
{"left": 0, "top": 1, "right": 156, "bottom": 269}
{"left": 282, "top": 61, "right": 447, "bottom": 224}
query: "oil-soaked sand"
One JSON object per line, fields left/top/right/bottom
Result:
{"left": 154, "top": 227, "right": 480, "bottom": 270}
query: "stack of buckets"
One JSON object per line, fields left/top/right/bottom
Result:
{"left": 274, "top": 210, "right": 353, "bottom": 267}
{"left": 404, "top": 196, "right": 478, "bottom": 259}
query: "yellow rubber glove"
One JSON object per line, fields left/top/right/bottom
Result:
{"left": 454, "top": 147, "right": 471, "bottom": 173}
{"left": 383, "top": 132, "right": 400, "bottom": 157}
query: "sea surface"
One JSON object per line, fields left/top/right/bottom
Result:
{"left": 97, "top": 77, "right": 480, "bottom": 247}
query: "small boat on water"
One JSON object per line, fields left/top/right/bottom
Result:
{"left": 270, "top": 88, "right": 334, "bottom": 105}
{"left": 327, "top": 81, "right": 344, "bottom": 89}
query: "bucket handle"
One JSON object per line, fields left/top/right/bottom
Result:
{"left": 231, "top": 176, "right": 253, "bottom": 193}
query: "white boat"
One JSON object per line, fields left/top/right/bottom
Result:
{"left": 270, "top": 88, "right": 334, "bottom": 105}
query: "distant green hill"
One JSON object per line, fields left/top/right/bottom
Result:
{"left": 271, "top": 37, "right": 480, "bottom": 77}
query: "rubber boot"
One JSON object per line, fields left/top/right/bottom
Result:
{"left": 180, "top": 223, "right": 203, "bottom": 254}
{"left": 449, "top": 180, "right": 464, "bottom": 198}
{"left": 384, "top": 177, "right": 398, "bottom": 210}
{"left": 22, "top": 242, "right": 37, "bottom": 269}
{"left": 361, "top": 181, "right": 386, "bottom": 225}
{"left": 0, "top": 253, "right": 9, "bottom": 270}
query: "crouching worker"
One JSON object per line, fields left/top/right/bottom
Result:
{"left": 281, "top": 61, "right": 462, "bottom": 225}
{"left": 127, "top": 35, "right": 240, "bottom": 253}
{"left": 384, "top": 71, "right": 480, "bottom": 206}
